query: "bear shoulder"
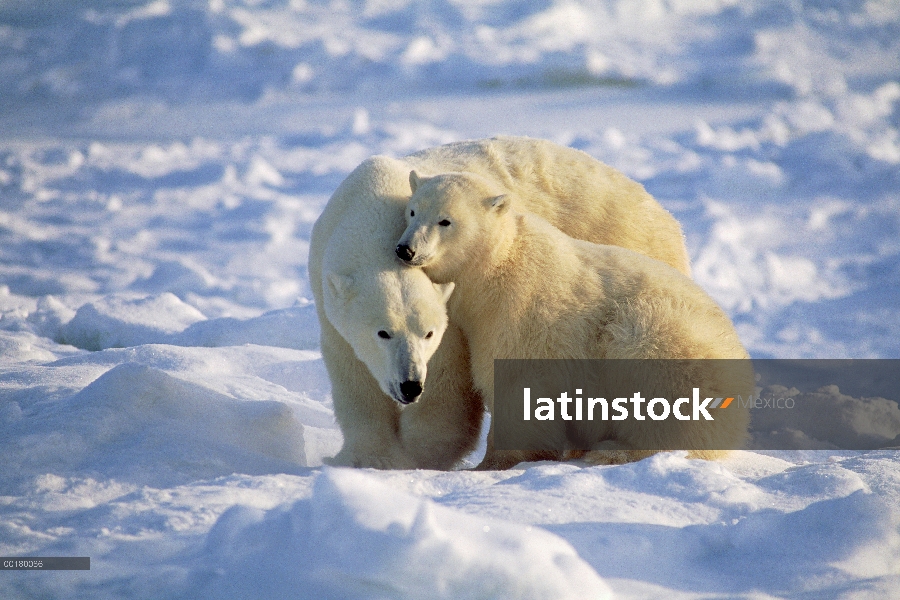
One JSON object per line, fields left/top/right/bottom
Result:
{"left": 313, "top": 155, "right": 414, "bottom": 277}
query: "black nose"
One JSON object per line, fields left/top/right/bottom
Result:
{"left": 400, "top": 380, "right": 423, "bottom": 403}
{"left": 396, "top": 244, "right": 415, "bottom": 262}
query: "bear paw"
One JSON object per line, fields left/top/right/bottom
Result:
{"left": 473, "top": 449, "right": 560, "bottom": 471}
{"left": 325, "top": 446, "right": 417, "bottom": 470}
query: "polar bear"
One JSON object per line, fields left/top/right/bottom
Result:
{"left": 310, "top": 136, "right": 692, "bottom": 469}
{"left": 309, "top": 156, "right": 483, "bottom": 469}
{"left": 396, "top": 170, "right": 752, "bottom": 470}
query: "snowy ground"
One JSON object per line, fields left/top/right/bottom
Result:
{"left": 1, "top": 1, "right": 899, "bottom": 598}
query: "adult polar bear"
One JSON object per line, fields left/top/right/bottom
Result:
{"left": 309, "top": 136, "right": 691, "bottom": 469}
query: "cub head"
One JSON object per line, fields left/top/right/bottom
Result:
{"left": 395, "top": 171, "right": 510, "bottom": 283}
{"left": 322, "top": 267, "right": 454, "bottom": 405}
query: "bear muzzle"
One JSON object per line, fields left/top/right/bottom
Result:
{"left": 398, "top": 379, "right": 424, "bottom": 404}
{"left": 395, "top": 243, "right": 416, "bottom": 263}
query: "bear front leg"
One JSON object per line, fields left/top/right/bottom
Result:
{"left": 581, "top": 439, "right": 660, "bottom": 465}
{"left": 320, "top": 323, "right": 416, "bottom": 470}
{"left": 399, "top": 325, "right": 484, "bottom": 470}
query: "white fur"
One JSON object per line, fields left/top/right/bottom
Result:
{"left": 310, "top": 156, "right": 481, "bottom": 469}
{"left": 399, "top": 171, "right": 752, "bottom": 470}
{"left": 310, "top": 136, "right": 692, "bottom": 469}
{"left": 322, "top": 270, "right": 454, "bottom": 404}
{"left": 397, "top": 136, "right": 691, "bottom": 278}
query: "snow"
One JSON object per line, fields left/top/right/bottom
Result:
{"left": 189, "top": 467, "right": 613, "bottom": 599}
{"left": 1, "top": 0, "right": 899, "bottom": 598}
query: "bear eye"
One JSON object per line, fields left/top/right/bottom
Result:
{"left": 410, "top": 210, "right": 415, "bottom": 217}
{"left": 438, "top": 219, "right": 451, "bottom": 227}
{"left": 377, "top": 330, "right": 391, "bottom": 340}
{"left": 425, "top": 331, "right": 434, "bottom": 339}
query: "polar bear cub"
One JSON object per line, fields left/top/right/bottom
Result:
{"left": 397, "top": 170, "right": 752, "bottom": 470}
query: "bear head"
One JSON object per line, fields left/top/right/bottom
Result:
{"left": 395, "top": 170, "right": 511, "bottom": 283}
{"left": 322, "top": 266, "right": 454, "bottom": 405}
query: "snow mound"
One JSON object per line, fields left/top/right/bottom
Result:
{"left": 58, "top": 293, "right": 206, "bottom": 350}
{"left": 174, "top": 302, "right": 320, "bottom": 350}
{"left": 189, "top": 467, "right": 613, "bottom": 600}
{"left": 54, "top": 294, "right": 320, "bottom": 352}
{"left": 565, "top": 487, "right": 900, "bottom": 595}
{"left": 708, "top": 490, "right": 900, "bottom": 588}
{"left": 1, "top": 362, "right": 308, "bottom": 489}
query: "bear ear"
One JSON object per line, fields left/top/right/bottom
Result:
{"left": 325, "top": 272, "right": 355, "bottom": 303}
{"left": 488, "top": 194, "right": 510, "bottom": 215}
{"left": 409, "top": 170, "right": 421, "bottom": 193}
{"left": 434, "top": 281, "right": 455, "bottom": 304}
